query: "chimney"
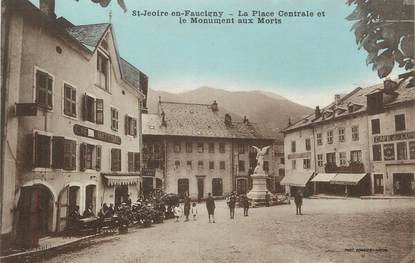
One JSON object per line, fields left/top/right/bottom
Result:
{"left": 161, "top": 110, "right": 167, "bottom": 127}
{"left": 40, "top": 0, "right": 56, "bottom": 19}
{"left": 211, "top": 100, "right": 218, "bottom": 112}
{"left": 315, "top": 106, "right": 321, "bottom": 119}
{"left": 334, "top": 94, "right": 341, "bottom": 105}
{"left": 224, "top": 113, "right": 232, "bottom": 126}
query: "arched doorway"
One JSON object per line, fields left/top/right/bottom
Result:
{"left": 17, "top": 184, "right": 54, "bottom": 248}
{"left": 85, "top": 185, "right": 97, "bottom": 214}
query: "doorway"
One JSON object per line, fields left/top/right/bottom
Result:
{"left": 374, "top": 174, "right": 384, "bottom": 194}
{"left": 197, "top": 177, "right": 204, "bottom": 200}
{"left": 85, "top": 185, "right": 96, "bottom": 214}
{"left": 393, "top": 173, "right": 414, "bottom": 195}
{"left": 237, "top": 178, "right": 247, "bottom": 194}
{"left": 115, "top": 185, "right": 129, "bottom": 207}
{"left": 143, "top": 177, "right": 154, "bottom": 196}
{"left": 212, "top": 178, "right": 223, "bottom": 196}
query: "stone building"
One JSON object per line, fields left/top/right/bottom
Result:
{"left": 142, "top": 100, "right": 281, "bottom": 200}
{"left": 1, "top": 0, "right": 147, "bottom": 247}
{"left": 282, "top": 72, "right": 414, "bottom": 197}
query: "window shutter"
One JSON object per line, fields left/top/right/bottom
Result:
{"left": 80, "top": 143, "right": 86, "bottom": 171}
{"left": 70, "top": 140, "right": 76, "bottom": 170}
{"left": 134, "top": 153, "right": 140, "bottom": 172}
{"left": 96, "top": 98, "right": 104, "bottom": 124}
{"left": 52, "top": 136, "right": 64, "bottom": 169}
{"left": 125, "top": 115, "right": 130, "bottom": 135}
{"left": 95, "top": 145, "right": 102, "bottom": 171}
{"left": 35, "top": 133, "right": 51, "bottom": 168}
{"left": 111, "top": 148, "right": 121, "bottom": 171}
{"left": 128, "top": 152, "right": 134, "bottom": 172}
{"left": 62, "top": 139, "right": 76, "bottom": 170}
{"left": 133, "top": 118, "right": 137, "bottom": 137}
{"left": 82, "top": 94, "right": 88, "bottom": 121}
{"left": 47, "top": 76, "right": 53, "bottom": 109}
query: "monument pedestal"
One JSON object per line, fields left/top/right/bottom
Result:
{"left": 246, "top": 173, "right": 275, "bottom": 206}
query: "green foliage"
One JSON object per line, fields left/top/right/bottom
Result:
{"left": 346, "top": 0, "right": 414, "bottom": 78}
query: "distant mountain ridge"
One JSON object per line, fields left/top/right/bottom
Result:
{"left": 146, "top": 87, "right": 312, "bottom": 134}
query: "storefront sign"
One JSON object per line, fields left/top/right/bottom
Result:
{"left": 287, "top": 152, "right": 311, "bottom": 159}
{"left": 73, "top": 124, "right": 121, "bottom": 145}
{"left": 374, "top": 131, "right": 415, "bottom": 143}
{"left": 142, "top": 168, "right": 155, "bottom": 177}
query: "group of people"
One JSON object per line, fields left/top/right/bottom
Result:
{"left": 174, "top": 196, "right": 198, "bottom": 222}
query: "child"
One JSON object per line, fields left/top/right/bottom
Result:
{"left": 191, "top": 202, "right": 198, "bottom": 221}
{"left": 174, "top": 204, "right": 182, "bottom": 222}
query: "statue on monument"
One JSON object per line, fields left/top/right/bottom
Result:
{"left": 252, "top": 146, "right": 270, "bottom": 175}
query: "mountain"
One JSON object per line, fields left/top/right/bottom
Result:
{"left": 146, "top": 87, "right": 312, "bottom": 135}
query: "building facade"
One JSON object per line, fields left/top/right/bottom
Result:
{"left": 142, "top": 100, "right": 281, "bottom": 200}
{"left": 1, "top": 0, "right": 147, "bottom": 247}
{"left": 282, "top": 73, "right": 414, "bottom": 197}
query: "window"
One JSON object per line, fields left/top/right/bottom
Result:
{"left": 111, "top": 108, "right": 119, "bottom": 131}
{"left": 96, "top": 145, "right": 102, "bottom": 171}
{"left": 209, "top": 161, "right": 215, "bottom": 169}
{"left": 186, "top": 161, "right": 192, "bottom": 169}
{"left": 305, "top": 138, "right": 311, "bottom": 151}
{"left": 186, "top": 142, "right": 192, "bottom": 153}
{"left": 278, "top": 169, "right": 285, "bottom": 176}
{"left": 197, "top": 143, "right": 204, "bottom": 153}
{"left": 80, "top": 143, "right": 99, "bottom": 171}
{"left": 174, "top": 160, "right": 180, "bottom": 168}
{"left": 317, "top": 154, "right": 323, "bottom": 167}
{"left": 198, "top": 160, "right": 204, "bottom": 169}
{"left": 339, "top": 152, "right": 347, "bottom": 166}
{"left": 327, "top": 130, "right": 333, "bottom": 144}
{"left": 208, "top": 143, "right": 215, "bottom": 153}
{"left": 372, "top": 144, "right": 382, "bottom": 161}
{"left": 238, "top": 160, "right": 245, "bottom": 172}
{"left": 128, "top": 152, "right": 140, "bottom": 172}
{"left": 303, "top": 159, "right": 310, "bottom": 169}
{"left": 409, "top": 141, "right": 415, "bottom": 160}
{"left": 317, "top": 133, "right": 323, "bottom": 146}
{"left": 95, "top": 99, "right": 104, "bottom": 124}
{"left": 83, "top": 95, "right": 103, "bottom": 124}
{"left": 238, "top": 144, "right": 245, "bottom": 154}
{"left": 326, "top": 152, "right": 336, "bottom": 164}
{"left": 35, "top": 70, "right": 53, "bottom": 109}
{"left": 219, "top": 143, "right": 225, "bottom": 153}
{"left": 125, "top": 116, "right": 137, "bottom": 136}
{"left": 352, "top": 126, "right": 359, "bottom": 141}
{"left": 263, "top": 161, "right": 269, "bottom": 172}
{"left": 395, "top": 114, "right": 406, "bottom": 131}
{"left": 371, "top": 119, "right": 380, "bottom": 134}
{"left": 63, "top": 84, "right": 76, "bottom": 117}
{"left": 383, "top": 143, "right": 395, "bottom": 161}
{"left": 52, "top": 137, "right": 76, "bottom": 170}
{"left": 338, "top": 128, "right": 345, "bottom": 142}
{"left": 111, "top": 148, "right": 121, "bottom": 171}
{"left": 350, "top": 150, "right": 362, "bottom": 163}
{"left": 97, "top": 52, "right": 109, "bottom": 90}
{"left": 291, "top": 160, "right": 296, "bottom": 170}
{"left": 220, "top": 161, "right": 225, "bottom": 170}
{"left": 397, "top": 142, "right": 408, "bottom": 160}
{"left": 34, "top": 133, "right": 51, "bottom": 168}
{"left": 291, "top": 141, "right": 296, "bottom": 153}
{"left": 173, "top": 142, "right": 181, "bottom": 153}
{"left": 280, "top": 157, "right": 285, "bottom": 164}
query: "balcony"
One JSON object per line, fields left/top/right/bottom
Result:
{"left": 324, "top": 161, "right": 365, "bottom": 173}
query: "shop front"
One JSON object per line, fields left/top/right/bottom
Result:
{"left": 280, "top": 171, "right": 314, "bottom": 196}
{"left": 102, "top": 173, "right": 141, "bottom": 207}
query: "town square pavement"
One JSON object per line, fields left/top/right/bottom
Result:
{"left": 42, "top": 199, "right": 415, "bottom": 263}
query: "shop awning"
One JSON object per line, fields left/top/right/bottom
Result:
{"left": 330, "top": 173, "right": 368, "bottom": 185}
{"left": 280, "top": 171, "right": 314, "bottom": 187}
{"left": 311, "top": 173, "right": 337, "bottom": 183}
{"left": 102, "top": 173, "right": 140, "bottom": 186}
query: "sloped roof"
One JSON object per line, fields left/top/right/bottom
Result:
{"left": 284, "top": 75, "right": 415, "bottom": 133}
{"left": 142, "top": 101, "right": 277, "bottom": 141}
{"left": 119, "top": 58, "right": 148, "bottom": 92}
{"left": 66, "top": 23, "right": 110, "bottom": 51}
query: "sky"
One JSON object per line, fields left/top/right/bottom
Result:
{"left": 32, "top": 0, "right": 404, "bottom": 107}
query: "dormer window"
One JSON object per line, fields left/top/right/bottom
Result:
{"left": 97, "top": 51, "right": 109, "bottom": 91}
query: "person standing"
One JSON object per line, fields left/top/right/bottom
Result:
{"left": 174, "top": 204, "right": 182, "bottom": 222}
{"left": 228, "top": 193, "right": 236, "bottom": 219}
{"left": 191, "top": 202, "right": 198, "bottom": 221}
{"left": 265, "top": 191, "right": 270, "bottom": 207}
{"left": 206, "top": 193, "right": 216, "bottom": 223}
{"left": 184, "top": 196, "right": 191, "bottom": 222}
{"left": 294, "top": 189, "right": 303, "bottom": 215}
{"left": 243, "top": 195, "right": 250, "bottom": 216}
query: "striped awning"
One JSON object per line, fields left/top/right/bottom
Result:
{"left": 311, "top": 173, "right": 337, "bottom": 183}
{"left": 280, "top": 171, "right": 314, "bottom": 187}
{"left": 102, "top": 173, "right": 141, "bottom": 186}
{"left": 330, "top": 173, "right": 368, "bottom": 185}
